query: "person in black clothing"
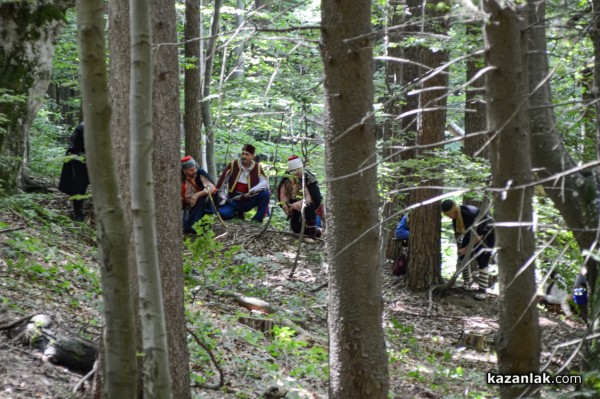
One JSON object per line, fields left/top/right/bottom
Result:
{"left": 181, "top": 155, "right": 217, "bottom": 234}
{"left": 441, "top": 199, "right": 496, "bottom": 300}
{"left": 277, "top": 155, "right": 323, "bottom": 240}
{"left": 58, "top": 123, "right": 89, "bottom": 221}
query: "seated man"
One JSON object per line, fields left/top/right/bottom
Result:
{"left": 277, "top": 155, "right": 323, "bottom": 239}
{"left": 181, "top": 156, "right": 217, "bottom": 234}
{"left": 216, "top": 144, "right": 270, "bottom": 223}
{"left": 538, "top": 270, "right": 573, "bottom": 317}
{"left": 394, "top": 214, "right": 409, "bottom": 242}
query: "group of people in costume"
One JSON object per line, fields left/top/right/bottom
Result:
{"left": 180, "top": 144, "right": 323, "bottom": 239}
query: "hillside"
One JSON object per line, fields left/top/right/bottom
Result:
{"left": 0, "top": 192, "right": 587, "bottom": 399}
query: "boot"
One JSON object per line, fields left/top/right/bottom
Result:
{"left": 475, "top": 267, "right": 490, "bottom": 300}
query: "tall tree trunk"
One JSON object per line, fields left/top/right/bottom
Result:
{"left": 151, "top": 0, "right": 192, "bottom": 397}
{"left": 484, "top": 2, "right": 540, "bottom": 398}
{"left": 529, "top": 0, "right": 600, "bottom": 369}
{"left": 200, "top": 0, "right": 222, "bottom": 178}
{"left": 184, "top": 0, "right": 202, "bottom": 162}
{"left": 464, "top": 25, "right": 488, "bottom": 161}
{"left": 76, "top": 0, "right": 138, "bottom": 396}
{"left": 130, "top": 0, "right": 172, "bottom": 397}
{"left": 231, "top": 0, "right": 245, "bottom": 79}
{"left": 0, "top": 0, "right": 72, "bottom": 194}
{"left": 321, "top": 0, "right": 389, "bottom": 398}
{"left": 107, "top": 0, "right": 138, "bottom": 396}
{"left": 406, "top": 0, "right": 448, "bottom": 291}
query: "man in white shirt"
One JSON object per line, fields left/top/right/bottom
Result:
{"left": 216, "top": 144, "right": 270, "bottom": 223}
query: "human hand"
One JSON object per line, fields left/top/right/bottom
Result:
{"left": 458, "top": 247, "right": 467, "bottom": 257}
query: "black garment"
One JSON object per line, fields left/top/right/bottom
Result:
{"left": 277, "top": 171, "right": 322, "bottom": 237}
{"left": 58, "top": 124, "right": 89, "bottom": 219}
{"left": 454, "top": 204, "right": 495, "bottom": 269}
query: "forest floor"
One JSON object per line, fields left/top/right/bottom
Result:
{"left": 0, "top": 192, "right": 590, "bottom": 399}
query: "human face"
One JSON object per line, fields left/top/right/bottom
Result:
{"left": 183, "top": 166, "right": 196, "bottom": 179}
{"left": 291, "top": 168, "right": 303, "bottom": 179}
{"left": 240, "top": 151, "right": 254, "bottom": 166}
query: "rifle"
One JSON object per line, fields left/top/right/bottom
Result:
{"left": 227, "top": 188, "right": 267, "bottom": 203}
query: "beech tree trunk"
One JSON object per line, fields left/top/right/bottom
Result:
{"left": 200, "top": 0, "right": 222, "bottom": 178}
{"left": 484, "top": 2, "right": 540, "bottom": 398}
{"left": 76, "top": 0, "right": 138, "bottom": 396}
{"left": 130, "top": 0, "right": 173, "bottom": 397}
{"left": 151, "top": 0, "right": 192, "bottom": 396}
{"left": 0, "top": 0, "right": 73, "bottom": 194}
{"left": 321, "top": 0, "right": 389, "bottom": 397}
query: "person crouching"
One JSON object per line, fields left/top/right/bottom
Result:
{"left": 181, "top": 156, "right": 217, "bottom": 234}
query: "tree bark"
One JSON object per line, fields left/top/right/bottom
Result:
{"left": 406, "top": 0, "right": 448, "bottom": 291}
{"left": 130, "top": 0, "right": 172, "bottom": 396}
{"left": 200, "top": 0, "right": 222, "bottom": 178}
{"left": 321, "top": 0, "right": 389, "bottom": 397}
{"left": 0, "top": 0, "right": 73, "bottom": 194}
{"left": 184, "top": 0, "right": 202, "bottom": 162}
{"left": 151, "top": 0, "right": 192, "bottom": 397}
{"left": 484, "top": 2, "right": 540, "bottom": 398}
{"left": 529, "top": 0, "right": 600, "bottom": 373}
{"left": 76, "top": 0, "right": 138, "bottom": 396}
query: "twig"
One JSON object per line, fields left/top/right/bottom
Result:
{"left": 187, "top": 328, "right": 224, "bottom": 390}
{"left": 72, "top": 360, "right": 97, "bottom": 393}
{"left": 309, "top": 282, "right": 327, "bottom": 293}
{"left": 0, "top": 313, "right": 37, "bottom": 331}
{"left": 0, "top": 226, "right": 25, "bottom": 234}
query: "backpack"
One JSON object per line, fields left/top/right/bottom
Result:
{"left": 393, "top": 251, "right": 408, "bottom": 276}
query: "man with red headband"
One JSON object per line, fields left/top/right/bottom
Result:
{"left": 216, "top": 144, "right": 270, "bottom": 223}
{"left": 181, "top": 155, "right": 217, "bottom": 233}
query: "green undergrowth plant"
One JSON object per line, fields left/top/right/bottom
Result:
{"left": 0, "top": 194, "right": 100, "bottom": 307}
{"left": 184, "top": 216, "right": 267, "bottom": 294}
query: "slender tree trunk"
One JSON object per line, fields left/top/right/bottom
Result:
{"left": 184, "top": 0, "right": 202, "bottom": 162}
{"left": 200, "top": 0, "right": 222, "bottom": 178}
{"left": 76, "top": 0, "right": 137, "bottom": 396}
{"left": 107, "top": 0, "right": 139, "bottom": 396}
{"left": 130, "top": 0, "right": 172, "bottom": 397}
{"left": 321, "top": 0, "right": 389, "bottom": 397}
{"left": 0, "top": 0, "right": 72, "bottom": 194}
{"left": 484, "top": 2, "right": 540, "bottom": 398}
{"left": 232, "top": 0, "right": 245, "bottom": 79}
{"left": 151, "top": 0, "right": 192, "bottom": 396}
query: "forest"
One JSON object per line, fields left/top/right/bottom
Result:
{"left": 1, "top": 0, "right": 599, "bottom": 398}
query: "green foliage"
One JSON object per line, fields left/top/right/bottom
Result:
{"left": 184, "top": 216, "right": 266, "bottom": 292}
{"left": 0, "top": 194, "right": 100, "bottom": 306}
{"left": 29, "top": 102, "right": 69, "bottom": 178}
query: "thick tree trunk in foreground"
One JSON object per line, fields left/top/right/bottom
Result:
{"left": 151, "top": 0, "right": 192, "bottom": 396}
{"left": 321, "top": 0, "right": 389, "bottom": 398}
{"left": 130, "top": 0, "right": 172, "bottom": 397}
{"left": 484, "top": 2, "right": 540, "bottom": 398}
{"left": 529, "top": 0, "right": 600, "bottom": 372}
{"left": 0, "top": 0, "right": 73, "bottom": 194}
{"left": 76, "top": 0, "right": 137, "bottom": 396}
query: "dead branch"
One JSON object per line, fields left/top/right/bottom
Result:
{"left": 0, "top": 313, "right": 36, "bottom": 331}
{"left": 187, "top": 327, "right": 224, "bottom": 390}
